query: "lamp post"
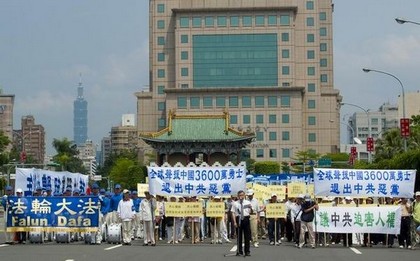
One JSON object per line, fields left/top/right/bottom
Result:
{"left": 13, "top": 130, "right": 41, "bottom": 162}
{"left": 341, "top": 102, "right": 372, "bottom": 163}
{"left": 362, "top": 68, "right": 408, "bottom": 152}
{"left": 395, "top": 17, "right": 420, "bottom": 26}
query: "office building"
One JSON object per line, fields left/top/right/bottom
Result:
{"left": 73, "top": 76, "right": 88, "bottom": 146}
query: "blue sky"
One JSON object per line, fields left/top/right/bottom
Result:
{"left": 1, "top": 1, "right": 420, "bottom": 155}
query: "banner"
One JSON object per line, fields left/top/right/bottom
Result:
{"left": 148, "top": 166, "right": 246, "bottom": 196}
{"left": 315, "top": 206, "right": 401, "bottom": 234}
{"left": 265, "top": 203, "right": 286, "bottom": 218}
{"left": 206, "top": 202, "right": 225, "bottom": 218}
{"left": 314, "top": 168, "right": 416, "bottom": 198}
{"left": 16, "top": 168, "right": 89, "bottom": 196}
{"left": 287, "top": 182, "right": 306, "bottom": 198}
{"left": 6, "top": 196, "right": 99, "bottom": 232}
{"left": 137, "top": 183, "right": 149, "bottom": 197}
{"left": 165, "top": 202, "right": 185, "bottom": 217}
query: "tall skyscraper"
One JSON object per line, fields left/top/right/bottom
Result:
{"left": 73, "top": 75, "right": 88, "bottom": 146}
{"left": 136, "top": 0, "right": 341, "bottom": 162}
{"left": 0, "top": 89, "right": 15, "bottom": 151}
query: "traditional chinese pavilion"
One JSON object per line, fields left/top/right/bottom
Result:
{"left": 139, "top": 111, "right": 255, "bottom": 165}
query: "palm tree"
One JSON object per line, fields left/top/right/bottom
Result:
{"left": 374, "top": 128, "right": 403, "bottom": 161}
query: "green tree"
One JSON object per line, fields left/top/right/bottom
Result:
{"left": 52, "top": 138, "right": 85, "bottom": 173}
{"left": 374, "top": 128, "right": 404, "bottom": 161}
{"left": 254, "top": 161, "right": 280, "bottom": 174}
{"left": 109, "top": 158, "right": 145, "bottom": 190}
{"left": 0, "top": 131, "right": 10, "bottom": 165}
{"left": 291, "top": 149, "right": 320, "bottom": 173}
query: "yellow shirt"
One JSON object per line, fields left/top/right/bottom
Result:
{"left": 412, "top": 200, "right": 420, "bottom": 223}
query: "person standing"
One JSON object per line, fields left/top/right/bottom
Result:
{"left": 131, "top": 191, "right": 142, "bottom": 239}
{"left": 267, "top": 193, "right": 280, "bottom": 245}
{"left": 231, "top": 190, "right": 252, "bottom": 256}
{"left": 1, "top": 186, "right": 14, "bottom": 244}
{"left": 117, "top": 189, "right": 135, "bottom": 245}
{"left": 291, "top": 195, "right": 304, "bottom": 247}
{"left": 247, "top": 189, "right": 260, "bottom": 248}
{"left": 110, "top": 184, "right": 123, "bottom": 224}
{"left": 411, "top": 191, "right": 420, "bottom": 249}
{"left": 141, "top": 191, "right": 156, "bottom": 246}
{"left": 90, "top": 183, "right": 103, "bottom": 244}
{"left": 398, "top": 198, "right": 412, "bottom": 249}
{"left": 298, "top": 194, "right": 318, "bottom": 249}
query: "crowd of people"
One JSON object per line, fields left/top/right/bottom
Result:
{"left": 2, "top": 184, "right": 420, "bottom": 252}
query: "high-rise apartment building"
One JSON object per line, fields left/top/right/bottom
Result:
{"left": 110, "top": 114, "right": 138, "bottom": 155}
{"left": 0, "top": 91, "right": 14, "bottom": 150}
{"left": 73, "top": 77, "right": 88, "bottom": 146}
{"left": 136, "top": 0, "right": 341, "bottom": 162}
{"left": 16, "top": 115, "right": 46, "bottom": 163}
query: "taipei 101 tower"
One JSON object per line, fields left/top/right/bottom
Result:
{"left": 73, "top": 74, "right": 88, "bottom": 146}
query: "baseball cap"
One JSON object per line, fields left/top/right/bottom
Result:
{"left": 415, "top": 191, "right": 420, "bottom": 197}
{"left": 297, "top": 194, "right": 305, "bottom": 199}
{"left": 92, "top": 183, "right": 100, "bottom": 189}
{"left": 65, "top": 187, "right": 72, "bottom": 192}
{"left": 16, "top": 188, "right": 23, "bottom": 193}
{"left": 100, "top": 189, "right": 106, "bottom": 194}
{"left": 214, "top": 196, "right": 221, "bottom": 199}
{"left": 271, "top": 193, "right": 277, "bottom": 197}
{"left": 246, "top": 189, "right": 254, "bottom": 196}
{"left": 123, "top": 189, "right": 130, "bottom": 194}
{"left": 345, "top": 196, "right": 352, "bottom": 201}
{"left": 115, "top": 184, "right": 121, "bottom": 189}
{"left": 132, "top": 190, "right": 138, "bottom": 195}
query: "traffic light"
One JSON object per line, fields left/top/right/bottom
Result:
{"left": 400, "top": 118, "right": 410, "bottom": 138}
{"left": 366, "top": 137, "right": 374, "bottom": 152}
{"left": 20, "top": 151, "right": 27, "bottom": 163}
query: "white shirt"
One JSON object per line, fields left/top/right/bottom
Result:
{"left": 117, "top": 199, "right": 135, "bottom": 221}
{"left": 248, "top": 198, "right": 260, "bottom": 216}
{"left": 290, "top": 203, "right": 302, "bottom": 222}
{"left": 140, "top": 198, "right": 154, "bottom": 221}
{"left": 231, "top": 199, "right": 253, "bottom": 217}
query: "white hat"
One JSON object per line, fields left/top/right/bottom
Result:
{"left": 415, "top": 191, "right": 420, "bottom": 196}
{"left": 16, "top": 188, "right": 23, "bottom": 193}
{"left": 122, "top": 189, "right": 130, "bottom": 194}
{"left": 214, "top": 196, "right": 221, "bottom": 199}
{"left": 271, "top": 193, "right": 277, "bottom": 197}
{"left": 297, "top": 194, "right": 305, "bottom": 199}
{"left": 345, "top": 196, "right": 353, "bottom": 201}
{"left": 247, "top": 189, "right": 254, "bottom": 196}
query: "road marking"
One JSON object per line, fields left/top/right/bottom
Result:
{"left": 65, "top": 259, "right": 75, "bottom": 261}
{"left": 0, "top": 244, "right": 10, "bottom": 248}
{"left": 230, "top": 245, "right": 237, "bottom": 252}
{"left": 350, "top": 247, "right": 362, "bottom": 254}
{"left": 104, "top": 244, "right": 122, "bottom": 251}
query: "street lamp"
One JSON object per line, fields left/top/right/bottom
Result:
{"left": 362, "top": 68, "right": 408, "bottom": 152}
{"left": 395, "top": 17, "right": 420, "bottom": 26}
{"left": 12, "top": 130, "right": 41, "bottom": 162}
{"left": 340, "top": 102, "right": 372, "bottom": 163}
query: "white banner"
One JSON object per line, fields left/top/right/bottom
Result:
{"left": 16, "top": 168, "right": 89, "bottom": 196}
{"left": 147, "top": 166, "right": 246, "bottom": 196}
{"left": 314, "top": 168, "right": 416, "bottom": 198}
{"left": 315, "top": 206, "right": 401, "bottom": 234}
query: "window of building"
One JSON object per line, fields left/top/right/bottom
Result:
{"left": 282, "top": 114, "right": 290, "bottom": 123}
{"left": 216, "top": 97, "right": 225, "bottom": 107}
{"left": 181, "top": 35, "right": 188, "bottom": 44}
{"left": 307, "top": 50, "right": 315, "bottom": 59}
{"left": 157, "top": 20, "right": 165, "bottom": 29}
{"left": 269, "top": 131, "right": 277, "bottom": 141}
{"left": 181, "top": 51, "right": 188, "bottom": 60}
{"left": 282, "top": 148, "right": 290, "bottom": 158}
{"left": 269, "top": 149, "right": 277, "bottom": 158}
{"left": 320, "top": 43, "right": 327, "bottom": 51}
{"left": 281, "top": 33, "right": 289, "bottom": 42}
{"left": 320, "top": 27, "right": 327, "bottom": 37}
{"left": 280, "top": 15, "right": 290, "bottom": 25}
{"left": 230, "top": 16, "right": 239, "bottom": 27}
{"left": 308, "top": 100, "right": 316, "bottom": 109}
{"left": 256, "top": 115, "right": 264, "bottom": 124}
{"left": 217, "top": 16, "right": 227, "bottom": 27}
{"left": 193, "top": 17, "right": 201, "bottom": 27}
{"left": 242, "top": 96, "right": 251, "bottom": 108}
{"left": 157, "top": 69, "right": 165, "bottom": 78}
{"left": 308, "top": 116, "right": 316, "bottom": 125}
{"left": 230, "top": 115, "right": 238, "bottom": 124}
{"left": 158, "top": 102, "right": 165, "bottom": 111}
{"left": 255, "top": 96, "right": 265, "bottom": 107}
{"left": 157, "top": 85, "right": 165, "bottom": 95}
{"left": 371, "top": 118, "right": 379, "bottom": 125}
{"left": 229, "top": 96, "right": 239, "bottom": 107}
{"left": 307, "top": 17, "right": 314, "bottom": 26}
{"left": 282, "top": 49, "right": 290, "bottom": 58}
{"left": 205, "top": 16, "right": 214, "bottom": 27}
{"left": 190, "top": 97, "right": 200, "bottom": 108}
{"left": 181, "top": 68, "right": 189, "bottom": 77}
{"left": 307, "top": 67, "right": 315, "bottom": 76}
{"left": 308, "top": 83, "right": 315, "bottom": 92}
{"left": 157, "top": 36, "right": 165, "bottom": 45}
{"left": 282, "top": 131, "right": 290, "bottom": 140}
{"left": 255, "top": 15, "right": 265, "bottom": 26}
{"left": 256, "top": 131, "right": 264, "bottom": 141}
{"left": 242, "top": 16, "right": 252, "bottom": 26}
{"left": 177, "top": 97, "right": 187, "bottom": 109}
{"left": 268, "top": 15, "right": 277, "bottom": 25}
{"left": 241, "top": 149, "right": 251, "bottom": 160}
{"left": 157, "top": 52, "right": 165, "bottom": 62}
{"left": 308, "top": 133, "right": 316, "bottom": 142}
{"left": 157, "top": 4, "right": 165, "bottom": 13}
{"left": 268, "top": 96, "right": 277, "bottom": 107}
{"left": 321, "top": 74, "right": 328, "bottom": 82}
{"left": 269, "top": 114, "right": 276, "bottom": 124}
{"left": 158, "top": 118, "right": 166, "bottom": 128}
{"left": 256, "top": 149, "right": 264, "bottom": 158}
{"left": 243, "top": 115, "right": 250, "bottom": 124}
{"left": 320, "top": 58, "right": 327, "bottom": 67}
{"left": 282, "top": 66, "right": 290, "bottom": 75}
{"left": 307, "top": 34, "right": 315, "bottom": 42}
{"left": 320, "top": 12, "right": 327, "bottom": 21}
{"left": 306, "top": 1, "right": 314, "bottom": 10}
{"left": 281, "top": 96, "right": 290, "bottom": 107}
{"left": 180, "top": 18, "right": 189, "bottom": 28}
{"left": 181, "top": 84, "right": 189, "bottom": 89}
{"left": 203, "top": 96, "right": 212, "bottom": 108}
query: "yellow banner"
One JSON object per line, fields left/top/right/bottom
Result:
{"left": 165, "top": 202, "right": 185, "bottom": 217}
{"left": 306, "top": 184, "right": 315, "bottom": 198}
{"left": 268, "top": 185, "right": 286, "bottom": 200}
{"left": 184, "top": 202, "right": 203, "bottom": 217}
{"left": 265, "top": 203, "right": 286, "bottom": 218}
{"left": 287, "top": 182, "right": 306, "bottom": 198}
{"left": 137, "top": 183, "right": 149, "bottom": 197}
{"left": 253, "top": 184, "right": 271, "bottom": 200}
{"left": 206, "top": 202, "right": 225, "bottom": 217}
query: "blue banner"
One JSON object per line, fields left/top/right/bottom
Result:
{"left": 6, "top": 196, "right": 100, "bottom": 232}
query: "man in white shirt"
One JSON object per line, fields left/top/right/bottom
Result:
{"left": 231, "top": 190, "right": 252, "bottom": 256}
{"left": 117, "top": 189, "right": 136, "bottom": 245}
{"left": 141, "top": 191, "right": 156, "bottom": 246}
{"left": 247, "top": 189, "right": 260, "bottom": 248}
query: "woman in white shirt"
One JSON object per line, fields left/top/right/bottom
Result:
{"left": 118, "top": 189, "right": 136, "bottom": 245}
